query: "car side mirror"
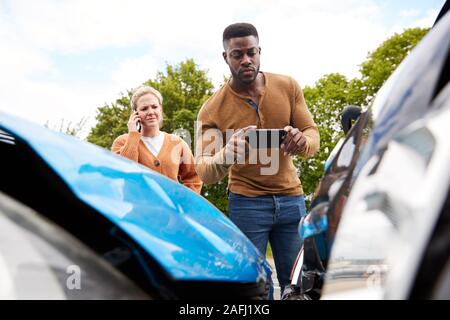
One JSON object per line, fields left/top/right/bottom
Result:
{"left": 341, "top": 105, "right": 362, "bottom": 135}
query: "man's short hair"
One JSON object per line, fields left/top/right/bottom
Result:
{"left": 223, "top": 23, "right": 259, "bottom": 43}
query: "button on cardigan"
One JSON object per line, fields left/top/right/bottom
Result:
{"left": 112, "top": 131, "right": 202, "bottom": 194}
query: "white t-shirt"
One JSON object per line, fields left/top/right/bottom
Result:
{"left": 141, "top": 132, "right": 165, "bottom": 156}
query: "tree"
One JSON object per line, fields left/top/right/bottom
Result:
{"left": 87, "top": 95, "right": 132, "bottom": 148}
{"left": 146, "top": 59, "right": 215, "bottom": 139}
{"left": 87, "top": 59, "right": 230, "bottom": 211}
{"left": 202, "top": 177, "right": 229, "bottom": 213}
{"left": 297, "top": 73, "right": 365, "bottom": 198}
{"left": 87, "top": 59, "right": 214, "bottom": 149}
{"left": 297, "top": 27, "right": 429, "bottom": 203}
{"left": 359, "top": 27, "right": 429, "bottom": 103}
{"left": 45, "top": 117, "right": 89, "bottom": 138}
{"left": 87, "top": 28, "right": 429, "bottom": 213}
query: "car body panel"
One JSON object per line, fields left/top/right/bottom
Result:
{"left": 0, "top": 191, "right": 150, "bottom": 299}
{"left": 323, "top": 93, "right": 450, "bottom": 299}
{"left": 0, "top": 112, "right": 268, "bottom": 283}
{"left": 321, "top": 11, "right": 450, "bottom": 299}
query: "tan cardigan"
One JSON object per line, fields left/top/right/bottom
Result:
{"left": 112, "top": 131, "right": 202, "bottom": 194}
{"left": 195, "top": 72, "right": 320, "bottom": 197}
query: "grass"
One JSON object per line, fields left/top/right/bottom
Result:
{"left": 266, "top": 243, "right": 273, "bottom": 259}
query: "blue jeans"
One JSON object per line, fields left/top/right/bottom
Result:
{"left": 228, "top": 192, "right": 306, "bottom": 299}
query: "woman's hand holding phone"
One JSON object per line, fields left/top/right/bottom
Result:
{"left": 128, "top": 111, "right": 142, "bottom": 133}
{"left": 136, "top": 119, "right": 141, "bottom": 132}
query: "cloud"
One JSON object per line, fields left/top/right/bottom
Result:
{"left": 388, "top": 8, "right": 440, "bottom": 37}
{"left": 409, "top": 9, "right": 440, "bottom": 28}
{"left": 8, "top": 0, "right": 147, "bottom": 53}
{"left": 110, "top": 54, "right": 159, "bottom": 92}
{"left": 250, "top": 0, "right": 386, "bottom": 86}
{"left": 6, "top": 0, "right": 236, "bottom": 54}
{"left": 400, "top": 9, "right": 420, "bottom": 18}
{"left": 0, "top": 0, "right": 443, "bottom": 138}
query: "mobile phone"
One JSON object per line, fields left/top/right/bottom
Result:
{"left": 136, "top": 120, "right": 141, "bottom": 133}
{"left": 246, "top": 129, "right": 287, "bottom": 148}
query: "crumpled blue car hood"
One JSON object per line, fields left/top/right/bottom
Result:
{"left": 0, "top": 112, "right": 268, "bottom": 283}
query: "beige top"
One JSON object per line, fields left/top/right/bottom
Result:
{"left": 195, "top": 72, "right": 320, "bottom": 197}
{"left": 112, "top": 131, "right": 202, "bottom": 194}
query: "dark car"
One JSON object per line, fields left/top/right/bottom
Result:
{"left": 0, "top": 112, "right": 270, "bottom": 299}
{"left": 286, "top": 2, "right": 450, "bottom": 300}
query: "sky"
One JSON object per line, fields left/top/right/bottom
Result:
{"left": 0, "top": 0, "right": 446, "bottom": 138}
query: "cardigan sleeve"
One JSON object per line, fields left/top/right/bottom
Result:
{"left": 111, "top": 132, "right": 141, "bottom": 162}
{"left": 178, "top": 139, "right": 203, "bottom": 194}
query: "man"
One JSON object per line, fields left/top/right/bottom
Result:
{"left": 195, "top": 22, "right": 320, "bottom": 298}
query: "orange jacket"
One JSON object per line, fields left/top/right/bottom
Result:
{"left": 112, "top": 131, "right": 202, "bottom": 194}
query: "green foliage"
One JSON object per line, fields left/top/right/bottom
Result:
{"left": 297, "top": 27, "right": 428, "bottom": 203}
{"left": 304, "top": 73, "right": 366, "bottom": 128}
{"left": 146, "top": 59, "right": 214, "bottom": 134}
{"left": 87, "top": 59, "right": 214, "bottom": 149}
{"left": 297, "top": 73, "right": 364, "bottom": 196}
{"left": 359, "top": 27, "right": 429, "bottom": 103}
{"left": 87, "top": 94, "right": 132, "bottom": 148}
{"left": 87, "top": 59, "right": 229, "bottom": 210}
{"left": 202, "top": 177, "right": 229, "bottom": 214}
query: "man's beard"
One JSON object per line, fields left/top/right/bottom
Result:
{"left": 233, "top": 66, "right": 259, "bottom": 84}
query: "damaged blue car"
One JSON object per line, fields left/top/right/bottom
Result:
{"left": 0, "top": 112, "right": 270, "bottom": 299}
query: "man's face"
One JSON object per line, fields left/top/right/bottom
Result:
{"left": 223, "top": 35, "right": 261, "bottom": 85}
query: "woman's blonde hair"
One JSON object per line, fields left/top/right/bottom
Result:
{"left": 131, "top": 85, "right": 163, "bottom": 111}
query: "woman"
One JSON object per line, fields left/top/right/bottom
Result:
{"left": 111, "top": 85, "right": 202, "bottom": 194}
